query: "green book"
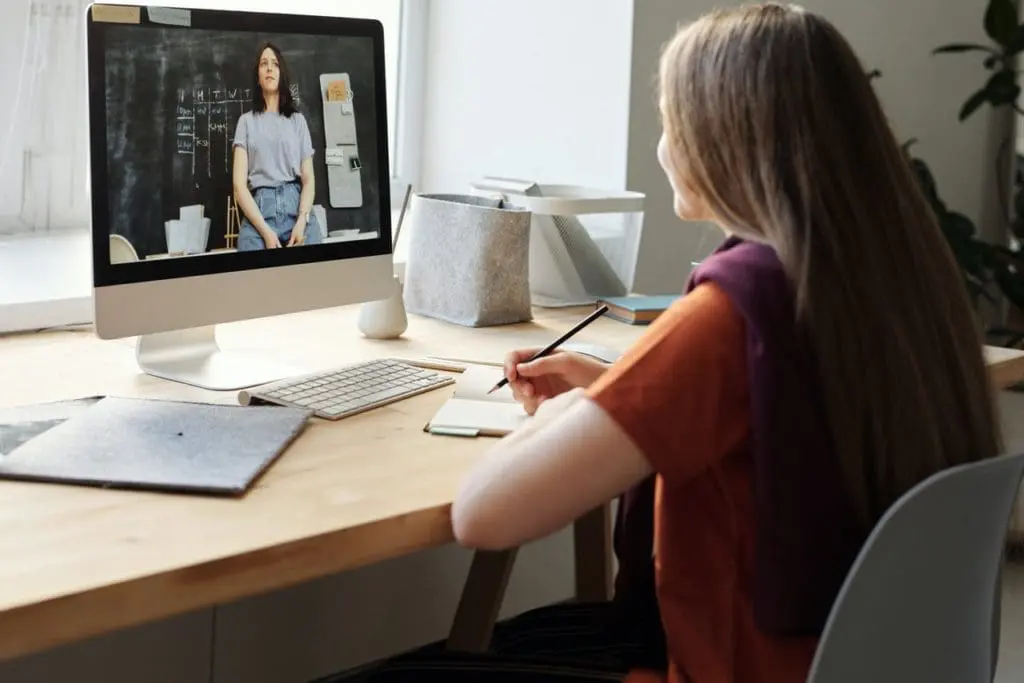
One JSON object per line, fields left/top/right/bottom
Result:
{"left": 597, "top": 295, "right": 679, "bottom": 325}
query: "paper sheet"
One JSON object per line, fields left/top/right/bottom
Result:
{"left": 327, "top": 79, "right": 348, "bottom": 102}
{"left": 428, "top": 366, "right": 527, "bottom": 436}
{"left": 452, "top": 365, "right": 515, "bottom": 403}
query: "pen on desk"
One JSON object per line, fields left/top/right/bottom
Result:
{"left": 487, "top": 305, "right": 609, "bottom": 395}
{"left": 395, "top": 357, "right": 467, "bottom": 373}
{"left": 426, "top": 355, "right": 504, "bottom": 368}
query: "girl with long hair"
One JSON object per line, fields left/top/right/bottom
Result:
{"left": 357, "top": 4, "right": 1001, "bottom": 682}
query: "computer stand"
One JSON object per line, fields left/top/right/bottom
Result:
{"left": 135, "top": 325, "right": 300, "bottom": 392}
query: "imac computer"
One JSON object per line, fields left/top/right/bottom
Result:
{"left": 85, "top": 4, "right": 396, "bottom": 392}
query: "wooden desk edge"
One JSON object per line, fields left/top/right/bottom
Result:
{"left": 0, "top": 506, "right": 454, "bottom": 662}
{"left": 991, "top": 360, "right": 1024, "bottom": 390}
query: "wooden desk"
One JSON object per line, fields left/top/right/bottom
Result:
{"left": 0, "top": 304, "right": 1022, "bottom": 663}
{"left": 0, "top": 305, "right": 644, "bottom": 662}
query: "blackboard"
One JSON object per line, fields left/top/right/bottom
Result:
{"left": 103, "top": 25, "right": 382, "bottom": 258}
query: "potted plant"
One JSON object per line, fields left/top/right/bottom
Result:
{"left": 925, "top": 0, "right": 1024, "bottom": 346}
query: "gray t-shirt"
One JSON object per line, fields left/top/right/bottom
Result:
{"left": 232, "top": 111, "right": 315, "bottom": 189}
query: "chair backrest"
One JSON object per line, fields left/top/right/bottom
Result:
{"left": 807, "top": 451, "right": 1024, "bottom": 683}
{"left": 108, "top": 233, "right": 139, "bottom": 264}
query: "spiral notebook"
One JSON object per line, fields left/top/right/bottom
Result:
{"left": 0, "top": 396, "right": 312, "bottom": 495}
{"left": 425, "top": 366, "right": 530, "bottom": 437}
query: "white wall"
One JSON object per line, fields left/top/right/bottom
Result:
{"left": 417, "top": 0, "right": 635, "bottom": 193}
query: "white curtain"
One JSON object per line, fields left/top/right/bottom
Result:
{"left": 0, "top": 0, "right": 89, "bottom": 233}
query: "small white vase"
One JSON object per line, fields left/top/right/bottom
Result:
{"left": 358, "top": 276, "right": 408, "bottom": 339}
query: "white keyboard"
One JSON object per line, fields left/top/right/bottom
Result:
{"left": 238, "top": 359, "right": 455, "bottom": 420}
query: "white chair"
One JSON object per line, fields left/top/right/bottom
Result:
{"left": 108, "top": 234, "right": 139, "bottom": 264}
{"left": 807, "top": 452, "right": 1024, "bottom": 683}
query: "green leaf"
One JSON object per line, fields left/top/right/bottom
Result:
{"left": 958, "top": 71, "right": 1021, "bottom": 120}
{"left": 987, "top": 326, "right": 1024, "bottom": 348}
{"left": 967, "top": 278, "right": 988, "bottom": 304}
{"left": 1007, "top": 26, "right": 1024, "bottom": 56}
{"left": 1014, "top": 186, "right": 1024, "bottom": 221}
{"left": 991, "top": 244, "right": 1023, "bottom": 262}
{"left": 1011, "top": 214, "right": 1024, "bottom": 240}
{"left": 994, "top": 268, "right": 1024, "bottom": 310}
{"left": 908, "top": 156, "right": 946, "bottom": 212}
{"left": 967, "top": 271, "right": 997, "bottom": 304}
{"left": 933, "top": 43, "right": 998, "bottom": 54}
{"left": 1004, "top": 334, "right": 1024, "bottom": 348}
{"left": 985, "top": 0, "right": 1019, "bottom": 47}
{"left": 943, "top": 212, "right": 977, "bottom": 240}
{"left": 960, "top": 86, "right": 991, "bottom": 120}
{"left": 985, "top": 69, "right": 1021, "bottom": 104}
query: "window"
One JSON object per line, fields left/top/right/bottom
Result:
{"left": 0, "top": 0, "right": 424, "bottom": 333}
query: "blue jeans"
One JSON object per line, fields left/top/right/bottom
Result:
{"left": 237, "top": 181, "right": 323, "bottom": 251}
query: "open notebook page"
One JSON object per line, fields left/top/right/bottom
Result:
{"left": 428, "top": 366, "right": 528, "bottom": 436}
{"left": 451, "top": 365, "right": 517, "bottom": 403}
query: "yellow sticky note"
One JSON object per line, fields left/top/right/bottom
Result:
{"left": 91, "top": 4, "right": 141, "bottom": 23}
{"left": 327, "top": 80, "right": 348, "bottom": 102}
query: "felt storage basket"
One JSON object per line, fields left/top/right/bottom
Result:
{"left": 403, "top": 193, "right": 533, "bottom": 327}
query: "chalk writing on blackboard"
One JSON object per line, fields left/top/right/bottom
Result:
{"left": 175, "top": 82, "right": 302, "bottom": 180}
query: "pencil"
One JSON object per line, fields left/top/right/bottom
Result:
{"left": 426, "top": 355, "right": 504, "bottom": 368}
{"left": 394, "top": 357, "right": 467, "bottom": 373}
{"left": 486, "top": 305, "right": 609, "bottom": 395}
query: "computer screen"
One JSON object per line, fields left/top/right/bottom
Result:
{"left": 88, "top": 5, "right": 391, "bottom": 284}
{"left": 87, "top": 6, "right": 396, "bottom": 389}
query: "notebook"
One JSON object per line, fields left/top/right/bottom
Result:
{"left": 0, "top": 396, "right": 312, "bottom": 495}
{"left": 596, "top": 295, "right": 679, "bottom": 325}
{"left": 425, "top": 366, "right": 530, "bottom": 437}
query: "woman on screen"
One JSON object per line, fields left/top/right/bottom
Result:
{"left": 232, "top": 42, "right": 322, "bottom": 250}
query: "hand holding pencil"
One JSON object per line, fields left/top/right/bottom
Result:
{"left": 496, "top": 306, "right": 612, "bottom": 416}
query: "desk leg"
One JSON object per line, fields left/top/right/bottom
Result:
{"left": 574, "top": 504, "right": 613, "bottom": 602}
{"left": 446, "top": 549, "right": 519, "bottom": 653}
{"left": 446, "top": 504, "right": 611, "bottom": 653}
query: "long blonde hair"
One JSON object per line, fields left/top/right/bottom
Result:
{"left": 659, "top": 3, "right": 1001, "bottom": 522}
